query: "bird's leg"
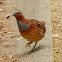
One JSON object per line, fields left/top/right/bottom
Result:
{"left": 31, "top": 42, "right": 38, "bottom": 52}
{"left": 25, "top": 41, "right": 33, "bottom": 47}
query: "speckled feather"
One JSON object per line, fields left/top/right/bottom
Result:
{"left": 19, "top": 20, "right": 46, "bottom": 42}
{"left": 13, "top": 12, "right": 46, "bottom": 42}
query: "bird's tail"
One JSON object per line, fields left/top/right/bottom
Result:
{"left": 41, "top": 21, "right": 45, "bottom": 25}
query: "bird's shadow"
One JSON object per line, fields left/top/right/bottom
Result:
{"left": 15, "top": 45, "right": 49, "bottom": 58}
{"left": 34, "top": 45, "right": 45, "bottom": 52}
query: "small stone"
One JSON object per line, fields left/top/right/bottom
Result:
{"left": 8, "top": 55, "right": 13, "bottom": 59}
{"left": 0, "top": 29, "right": 1, "bottom": 30}
{"left": 0, "top": 9, "right": 4, "bottom": 12}
{"left": 56, "top": 52, "right": 59, "bottom": 53}
{"left": 52, "top": 34, "right": 59, "bottom": 37}
{"left": 4, "top": 32, "right": 7, "bottom": 33}
{"left": 0, "top": 38, "right": 2, "bottom": 39}
{"left": 17, "top": 37, "right": 23, "bottom": 40}
{"left": 0, "top": 1, "right": 4, "bottom": 3}
{"left": 6, "top": 16, "right": 10, "bottom": 18}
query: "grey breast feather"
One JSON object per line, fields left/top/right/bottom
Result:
{"left": 17, "top": 21, "right": 31, "bottom": 31}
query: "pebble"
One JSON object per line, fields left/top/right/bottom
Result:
{"left": 0, "top": 29, "right": 1, "bottom": 30}
{"left": 0, "top": 9, "right": 4, "bottom": 11}
{"left": 0, "top": 38, "right": 2, "bottom": 39}
{"left": 0, "top": 1, "right": 4, "bottom": 3}
{"left": 17, "top": 37, "right": 23, "bottom": 40}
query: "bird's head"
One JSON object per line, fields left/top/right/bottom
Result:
{"left": 13, "top": 11, "right": 22, "bottom": 17}
{"left": 12, "top": 11, "right": 22, "bottom": 21}
{"left": 6, "top": 11, "right": 22, "bottom": 21}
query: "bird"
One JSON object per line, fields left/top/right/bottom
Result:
{"left": 6, "top": 11, "right": 46, "bottom": 52}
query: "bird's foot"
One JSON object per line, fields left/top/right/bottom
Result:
{"left": 25, "top": 43, "right": 31, "bottom": 47}
{"left": 30, "top": 42, "right": 38, "bottom": 52}
{"left": 31, "top": 50, "right": 35, "bottom": 52}
{"left": 31, "top": 48, "right": 35, "bottom": 52}
{"left": 25, "top": 42, "right": 33, "bottom": 47}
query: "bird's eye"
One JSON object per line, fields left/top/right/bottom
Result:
{"left": 17, "top": 12, "right": 20, "bottom": 14}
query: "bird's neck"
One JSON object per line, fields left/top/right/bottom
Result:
{"left": 15, "top": 15, "right": 31, "bottom": 24}
{"left": 16, "top": 15, "right": 26, "bottom": 21}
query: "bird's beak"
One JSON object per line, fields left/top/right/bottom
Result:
{"left": 6, "top": 11, "right": 21, "bottom": 18}
{"left": 12, "top": 13, "right": 16, "bottom": 16}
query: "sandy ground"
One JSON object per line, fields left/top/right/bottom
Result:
{"left": 51, "top": 0, "right": 62, "bottom": 62}
{"left": 0, "top": 0, "right": 53, "bottom": 62}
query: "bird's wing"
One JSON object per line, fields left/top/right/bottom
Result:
{"left": 31, "top": 19, "right": 46, "bottom": 33}
{"left": 36, "top": 21, "right": 46, "bottom": 33}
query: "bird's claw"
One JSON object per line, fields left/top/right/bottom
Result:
{"left": 25, "top": 44, "right": 31, "bottom": 47}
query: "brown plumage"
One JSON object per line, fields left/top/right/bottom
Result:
{"left": 20, "top": 20, "right": 46, "bottom": 41}
{"left": 6, "top": 11, "right": 46, "bottom": 52}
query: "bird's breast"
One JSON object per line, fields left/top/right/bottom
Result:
{"left": 20, "top": 27, "right": 45, "bottom": 42}
{"left": 17, "top": 21, "right": 31, "bottom": 31}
